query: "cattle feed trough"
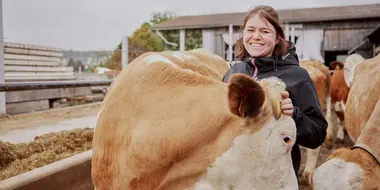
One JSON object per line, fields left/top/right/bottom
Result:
{"left": 0, "top": 80, "right": 110, "bottom": 189}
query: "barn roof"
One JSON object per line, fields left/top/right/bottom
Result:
{"left": 151, "top": 3, "right": 380, "bottom": 30}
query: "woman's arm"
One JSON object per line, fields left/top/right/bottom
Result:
{"left": 289, "top": 81, "right": 328, "bottom": 149}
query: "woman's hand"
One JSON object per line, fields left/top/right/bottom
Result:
{"left": 280, "top": 91, "right": 294, "bottom": 116}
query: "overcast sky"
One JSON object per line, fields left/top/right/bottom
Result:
{"left": 3, "top": 0, "right": 380, "bottom": 51}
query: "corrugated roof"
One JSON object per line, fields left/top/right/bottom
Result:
{"left": 151, "top": 3, "right": 380, "bottom": 30}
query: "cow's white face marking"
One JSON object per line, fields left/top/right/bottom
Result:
{"left": 144, "top": 54, "right": 177, "bottom": 67}
{"left": 312, "top": 158, "right": 364, "bottom": 190}
{"left": 193, "top": 116, "right": 298, "bottom": 190}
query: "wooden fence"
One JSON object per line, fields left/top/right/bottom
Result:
{"left": 4, "top": 42, "right": 76, "bottom": 82}
{"left": 3, "top": 42, "right": 110, "bottom": 115}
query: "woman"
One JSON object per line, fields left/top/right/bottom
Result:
{"left": 222, "top": 5, "right": 328, "bottom": 180}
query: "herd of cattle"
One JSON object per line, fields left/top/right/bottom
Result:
{"left": 90, "top": 48, "right": 380, "bottom": 189}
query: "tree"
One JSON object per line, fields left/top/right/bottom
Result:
{"left": 149, "top": 11, "right": 176, "bottom": 25}
{"left": 128, "top": 22, "right": 164, "bottom": 52}
{"left": 103, "top": 11, "right": 202, "bottom": 70}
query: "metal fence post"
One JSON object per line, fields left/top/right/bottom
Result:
{"left": 0, "top": 0, "right": 6, "bottom": 115}
{"left": 121, "top": 36, "right": 128, "bottom": 69}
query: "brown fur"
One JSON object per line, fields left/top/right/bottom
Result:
{"left": 91, "top": 50, "right": 288, "bottom": 190}
{"left": 299, "top": 60, "right": 331, "bottom": 113}
{"left": 330, "top": 69, "right": 349, "bottom": 119}
{"left": 329, "top": 60, "right": 349, "bottom": 123}
{"left": 323, "top": 54, "right": 380, "bottom": 189}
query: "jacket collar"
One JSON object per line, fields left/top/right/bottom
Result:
{"left": 242, "top": 41, "right": 299, "bottom": 73}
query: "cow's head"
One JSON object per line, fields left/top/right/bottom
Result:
{"left": 225, "top": 74, "right": 298, "bottom": 188}
{"left": 330, "top": 61, "right": 344, "bottom": 70}
{"left": 344, "top": 54, "right": 365, "bottom": 88}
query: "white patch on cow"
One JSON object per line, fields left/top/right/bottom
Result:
{"left": 193, "top": 117, "right": 298, "bottom": 190}
{"left": 144, "top": 54, "right": 178, "bottom": 67}
{"left": 341, "top": 100, "right": 346, "bottom": 112}
{"left": 172, "top": 51, "right": 195, "bottom": 61}
{"left": 336, "top": 119, "right": 345, "bottom": 141}
{"left": 312, "top": 158, "right": 364, "bottom": 190}
{"left": 334, "top": 102, "right": 343, "bottom": 112}
{"left": 344, "top": 54, "right": 364, "bottom": 88}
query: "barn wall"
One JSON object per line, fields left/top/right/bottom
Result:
{"left": 301, "top": 18, "right": 380, "bottom": 30}
{"left": 206, "top": 18, "right": 380, "bottom": 62}
{"left": 212, "top": 26, "right": 240, "bottom": 60}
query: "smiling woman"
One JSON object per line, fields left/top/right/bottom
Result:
{"left": 222, "top": 5, "right": 328, "bottom": 184}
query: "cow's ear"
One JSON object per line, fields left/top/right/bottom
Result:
{"left": 227, "top": 74, "right": 266, "bottom": 117}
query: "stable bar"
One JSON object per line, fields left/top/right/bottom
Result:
{"left": 228, "top": 24, "right": 233, "bottom": 62}
{"left": 179, "top": 29, "right": 185, "bottom": 51}
{"left": 121, "top": 36, "right": 128, "bottom": 69}
{"left": 0, "top": 0, "right": 5, "bottom": 114}
{"left": 0, "top": 80, "right": 113, "bottom": 92}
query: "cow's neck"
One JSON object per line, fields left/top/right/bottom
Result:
{"left": 193, "top": 118, "right": 297, "bottom": 190}
{"left": 351, "top": 100, "right": 380, "bottom": 165}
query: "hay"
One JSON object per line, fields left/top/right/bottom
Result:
{"left": 0, "top": 128, "right": 93, "bottom": 180}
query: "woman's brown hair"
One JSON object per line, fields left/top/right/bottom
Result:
{"left": 235, "top": 5, "right": 287, "bottom": 59}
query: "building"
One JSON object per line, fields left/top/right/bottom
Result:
{"left": 151, "top": 3, "right": 380, "bottom": 67}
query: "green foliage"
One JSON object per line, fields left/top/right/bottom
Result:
{"left": 103, "top": 10, "right": 203, "bottom": 70}
{"left": 128, "top": 22, "right": 164, "bottom": 52}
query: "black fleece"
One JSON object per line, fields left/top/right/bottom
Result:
{"left": 222, "top": 42, "right": 328, "bottom": 178}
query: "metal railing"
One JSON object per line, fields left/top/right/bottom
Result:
{"left": 0, "top": 80, "right": 113, "bottom": 92}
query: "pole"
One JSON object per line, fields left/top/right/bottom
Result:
{"left": 0, "top": 0, "right": 5, "bottom": 115}
{"left": 228, "top": 24, "right": 233, "bottom": 61}
{"left": 0, "top": 80, "right": 113, "bottom": 92}
{"left": 121, "top": 36, "right": 128, "bottom": 69}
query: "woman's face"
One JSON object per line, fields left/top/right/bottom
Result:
{"left": 243, "top": 14, "right": 278, "bottom": 58}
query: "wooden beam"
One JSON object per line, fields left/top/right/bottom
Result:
{"left": 5, "top": 75, "right": 77, "bottom": 82}
{"left": 5, "top": 66, "right": 73, "bottom": 72}
{"left": 121, "top": 36, "right": 128, "bottom": 68}
{"left": 5, "top": 60, "right": 61, "bottom": 67}
{"left": 228, "top": 24, "right": 233, "bottom": 61}
{"left": 6, "top": 87, "right": 92, "bottom": 103}
{"left": 4, "top": 42, "right": 63, "bottom": 52}
{"left": 0, "top": 0, "right": 5, "bottom": 115}
{"left": 6, "top": 99, "right": 50, "bottom": 115}
{"left": 285, "top": 24, "right": 290, "bottom": 41}
{"left": 5, "top": 54, "right": 61, "bottom": 62}
{"left": 180, "top": 29, "right": 185, "bottom": 51}
{"left": 5, "top": 72, "right": 74, "bottom": 77}
{"left": 291, "top": 26, "right": 296, "bottom": 43}
{"left": 5, "top": 47, "right": 63, "bottom": 58}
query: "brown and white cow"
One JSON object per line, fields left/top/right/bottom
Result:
{"left": 322, "top": 54, "right": 365, "bottom": 145}
{"left": 91, "top": 49, "right": 299, "bottom": 190}
{"left": 298, "top": 60, "right": 332, "bottom": 183}
{"left": 311, "top": 54, "right": 380, "bottom": 189}
{"left": 329, "top": 61, "right": 349, "bottom": 142}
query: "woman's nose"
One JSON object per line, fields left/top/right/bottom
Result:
{"left": 252, "top": 31, "right": 262, "bottom": 40}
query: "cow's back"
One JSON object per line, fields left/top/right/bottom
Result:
{"left": 330, "top": 70, "right": 348, "bottom": 101}
{"left": 345, "top": 54, "right": 380, "bottom": 141}
{"left": 91, "top": 51, "right": 241, "bottom": 189}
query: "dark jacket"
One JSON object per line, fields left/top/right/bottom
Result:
{"left": 222, "top": 41, "right": 328, "bottom": 178}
